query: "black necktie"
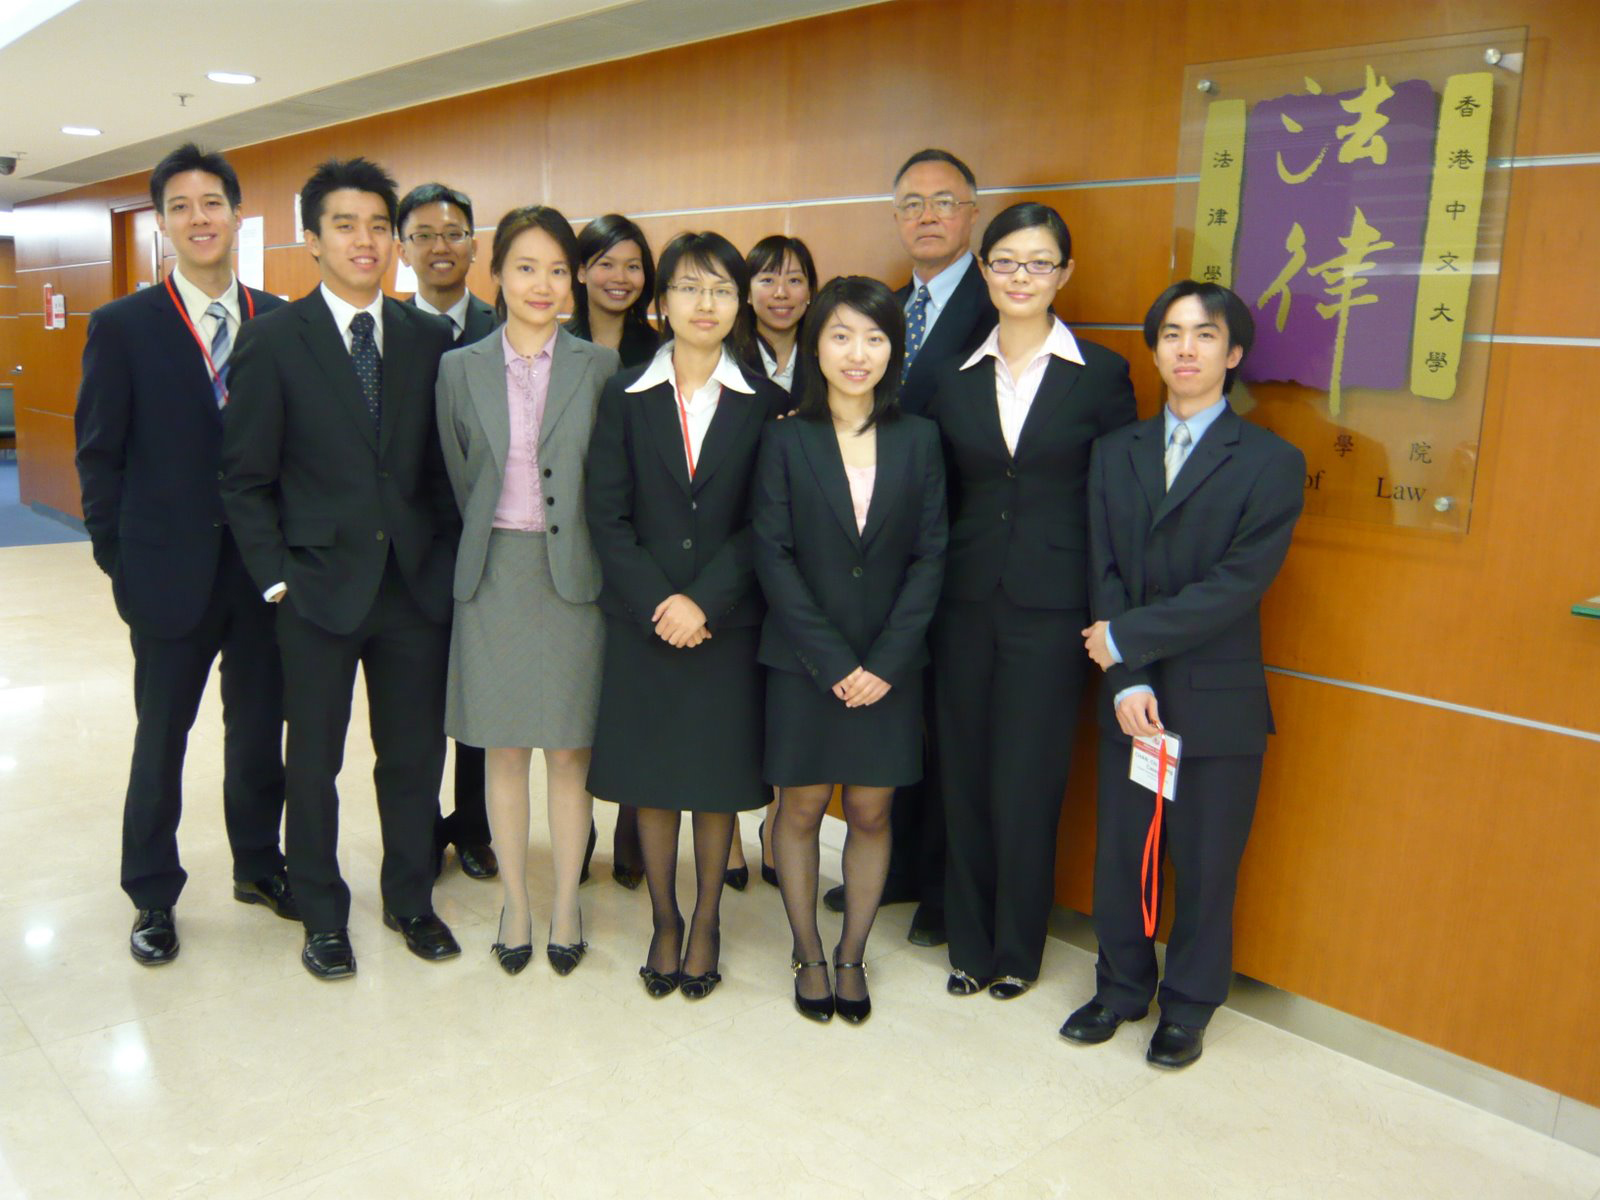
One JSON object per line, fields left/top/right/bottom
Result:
{"left": 349, "top": 311, "right": 382, "bottom": 428}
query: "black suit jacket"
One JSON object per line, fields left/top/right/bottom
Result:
{"left": 407, "top": 292, "right": 498, "bottom": 348}
{"left": 220, "top": 290, "right": 459, "bottom": 635}
{"left": 894, "top": 257, "right": 998, "bottom": 417}
{"left": 1089, "top": 404, "right": 1305, "bottom": 758}
{"left": 928, "top": 337, "right": 1135, "bottom": 610}
{"left": 75, "top": 279, "right": 286, "bottom": 638}
{"left": 585, "top": 363, "right": 787, "bottom": 633}
{"left": 753, "top": 414, "right": 947, "bottom": 692}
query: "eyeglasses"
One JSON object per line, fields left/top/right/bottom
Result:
{"left": 985, "top": 258, "right": 1064, "bottom": 276}
{"left": 893, "top": 194, "right": 976, "bottom": 221}
{"left": 405, "top": 229, "right": 473, "bottom": 248}
{"left": 666, "top": 282, "right": 740, "bottom": 305}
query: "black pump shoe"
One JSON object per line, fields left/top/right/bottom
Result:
{"left": 639, "top": 965, "right": 683, "bottom": 998}
{"left": 832, "top": 955, "right": 871, "bottom": 1024}
{"left": 546, "top": 915, "right": 587, "bottom": 976}
{"left": 578, "top": 821, "right": 598, "bottom": 885}
{"left": 758, "top": 820, "right": 779, "bottom": 887}
{"left": 791, "top": 959, "right": 834, "bottom": 1023}
{"left": 491, "top": 909, "right": 533, "bottom": 976}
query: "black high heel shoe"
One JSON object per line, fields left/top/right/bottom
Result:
{"left": 546, "top": 913, "right": 587, "bottom": 976}
{"left": 724, "top": 866, "right": 749, "bottom": 891}
{"left": 758, "top": 819, "right": 778, "bottom": 888}
{"left": 577, "top": 821, "right": 598, "bottom": 886}
{"left": 680, "top": 929, "right": 722, "bottom": 1000}
{"left": 791, "top": 958, "right": 834, "bottom": 1023}
{"left": 639, "top": 965, "right": 682, "bottom": 997}
{"left": 833, "top": 953, "right": 871, "bottom": 1024}
{"left": 491, "top": 909, "right": 533, "bottom": 976}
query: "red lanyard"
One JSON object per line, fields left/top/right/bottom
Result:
{"left": 1140, "top": 736, "right": 1171, "bottom": 938}
{"left": 165, "top": 273, "right": 255, "bottom": 404}
{"left": 674, "top": 378, "right": 721, "bottom": 479}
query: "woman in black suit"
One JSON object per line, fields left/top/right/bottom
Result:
{"left": 754, "top": 276, "right": 948, "bottom": 1023}
{"left": 927, "top": 203, "right": 1136, "bottom": 1000}
{"left": 585, "top": 231, "right": 786, "bottom": 1000}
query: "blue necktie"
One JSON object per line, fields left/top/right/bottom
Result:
{"left": 205, "top": 301, "right": 231, "bottom": 408}
{"left": 902, "top": 285, "right": 930, "bottom": 383}
{"left": 349, "top": 311, "right": 382, "bottom": 429}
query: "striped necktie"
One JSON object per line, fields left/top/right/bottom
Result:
{"left": 205, "top": 301, "right": 231, "bottom": 408}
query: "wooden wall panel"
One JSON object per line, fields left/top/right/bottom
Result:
{"left": 11, "top": 261, "right": 115, "bottom": 317}
{"left": 10, "top": 0, "right": 1600, "bottom": 1106}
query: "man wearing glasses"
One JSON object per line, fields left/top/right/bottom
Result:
{"left": 823, "top": 149, "right": 997, "bottom": 948}
{"left": 397, "top": 183, "right": 499, "bottom": 884}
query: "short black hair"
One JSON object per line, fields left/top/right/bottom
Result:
{"left": 299, "top": 157, "right": 399, "bottom": 237}
{"left": 893, "top": 148, "right": 977, "bottom": 193}
{"left": 1143, "top": 280, "right": 1256, "bottom": 395}
{"left": 149, "top": 142, "right": 241, "bottom": 210}
{"left": 793, "top": 276, "right": 906, "bottom": 432}
{"left": 397, "top": 182, "right": 474, "bottom": 234}
{"left": 489, "top": 205, "right": 581, "bottom": 323}
{"left": 569, "top": 213, "right": 656, "bottom": 341}
{"left": 655, "top": 231, "right": 755, "bottom": 363}
{"left": 979, "top": 202, "right": 1071, "bottom": 265}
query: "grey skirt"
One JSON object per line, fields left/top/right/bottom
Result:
{"left": 445, "top": 529, "right": 604, "bottom": 750}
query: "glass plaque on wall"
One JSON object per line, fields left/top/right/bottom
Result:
{"left": 1173, "top": 28, "right": 1526, "bottom": 532}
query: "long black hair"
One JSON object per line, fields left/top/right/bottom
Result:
{"left": 568, "top": 213, "right": 655, "bottom": 342}
{"left": 792, "top": 275, "right": 906, "bottom": 432}
{"left": 654, "top": 231, "right": 756, "bottom": 365}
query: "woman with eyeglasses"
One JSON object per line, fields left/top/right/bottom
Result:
{"left": 754, "top": 276, "right": 947, "bottom": 1024}
{"left": 436, "top": 206, "right": 621, "bottom": 977}
{"left": 585, "top": 231, "right": 786, "bottom": 1000}
{"left": 565, "top": 214, "right": 660, "bottom": 890}
{"left": 925, "top": 202, "right": 1136, "bottom": 1002}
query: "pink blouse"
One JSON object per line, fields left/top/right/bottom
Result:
{"left": 493, "top": 330, "right": 553, "bottom": 531}
{"left": 844, "top": 464, "right": 876, "bottom": 535}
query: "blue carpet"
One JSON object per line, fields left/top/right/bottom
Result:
{"left": 0, "top": 460, "right": 90, "bottom": 548}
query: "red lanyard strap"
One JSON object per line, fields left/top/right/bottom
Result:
{"left": 674, "top": 379, "right": 721, "bottom": 479}
{"left": 1139, "top": 735, "right": 1171, "bottom": 938}
{"left": 164, "top": 274, "right": 255, "bottom": 398}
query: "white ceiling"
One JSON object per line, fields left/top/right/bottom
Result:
{"left": 0, "top": 0, "right": 881, "bottom": 210}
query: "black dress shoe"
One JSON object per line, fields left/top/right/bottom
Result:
{"left": 758, "top": 820, "right": 779, "bottom": 888}
{"left": 455, "top": 843, "right": 498, "bottom": 880}
{"left": 546, "top": 916, "right": 587, "bottom": 976}
{"left": 724, "top": 866, "right": 749, "bottom": 892}
{"left": 1146, "top": 1021, "right": 1205, "bottom": 1069}
{"left": 989, "top": 975, "right": 1032, "bottom": 1000}
{"left": 491, "top": 908, "right": 532, "bottom": 975}
{"left": 832, "top": 956, "right": 871, "bottom": 1024}
{"left": 946, "top": 969, "right": 988, "bottom": 996}
{"left": 578, "top": 821, "right": 598, "bottom": 885}
{"left": 302, "top": 929, "right": 356, "bottom": 980}
{"left": 130, "top": 908, "right": 178, "bottom": 966}
{"left": 1060, "top": 1000, "right": 1130, "bottom": 1044}
{"left": 680, "top": 968, "right": 722, "bottom": 1000}
{"left": 791, "top": 959, "right": 834, "bottom": 1023}
{"left": 639, "top": 965, "right": 683, "bottom": 998}
{"left": 233, "top": 871, "right": 300, "bottom": 920}
{"left": 612, "top": 863, "right": 645, "bottom": 889}
{"left": 822, "top": 884, "right": 846, "bottom": 913}
{"left": 383, "top": 911, "right": 461, "bottom": 961}
{"left": 907, "top": 902, "right": 946, "bottom": 947}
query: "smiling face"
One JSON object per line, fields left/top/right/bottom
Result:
{"left": 662, "top": 261, "right": 739, "bottom": 352}
{"left": 399, "top": 200, "right": 474, "bottom": 296}
{"left": 893, "top": 159, "right": 978, "bottom": 277}
{"left": 1152, "top": 294, "right": 1245, "bottom": 407}
{"left": 156, "top": 169, "right": 241, "bottom": 276}
{"left": 817, "top": 302, "right": 891, "bottom": 402}
{"left": 494, "top": 226, "right": 572, "bottom": 334}
{"left": 750, "top": 252, "right": 811, "bottom": 338}
{"left": 304, "top": 187, "right": 394, "bottom": 305}
{"left": 579, "top": 238, "right": 646, "bottom": 316}
{"left": 980, "top": 224, "right": 1073, "bottom": 323}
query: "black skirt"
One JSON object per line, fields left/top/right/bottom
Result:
{"left": 763, "top": 666, "right": 924, "bottom": 788}
{"left": 587, "top": 614, "right": 767, "bottom": 813}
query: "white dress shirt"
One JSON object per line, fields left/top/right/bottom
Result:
{"left": 319, "top": 283, "right": 384, "bottom": 353}
{"left": 758, "top": 339, "right": 796, "bottom": 392}
{"left": 627, "top": 341, "right": 754, "bottom": 473}
{"left": 907, "top": 251, "right": 974, "bottom": 343}
{"left": 414, "top": 290, "right": 470, "bottom": 340}
{"left": 168, "top": 265, "right": 240, "bottom": 348}
{"left": 959, "top": 317, "right": 1086, "bottom": 455}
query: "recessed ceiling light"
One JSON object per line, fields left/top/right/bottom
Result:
{"left": 61, "top": 125, "right": 101, "bottom": 136}
{"left": 206, "top": 71, "right": 257, "bottom": 85}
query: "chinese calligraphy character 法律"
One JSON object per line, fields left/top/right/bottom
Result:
{"left": 1255, "top": 221, "right": 1307, "bottom": 334}
{"left": 1276, "top": 111, "right": 1328, "bottom": 184}
{"left": 1308, "top": 206, "right": 1395, "bottom": 416}
{"left": 1335, "top": 65, "right": 1395, "bottom": 165}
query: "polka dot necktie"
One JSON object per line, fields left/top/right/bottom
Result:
{"left": 204, "top": 301, "right": 231, "bottom": 409}
{"left": 349, "top": 311, "right": 382, "bottom": 429}
{"left": 901, "top": 285, "right": 930, "bottom": 383}
{"left": 1165, "top": 421, "right": 1192, "bottom": 491}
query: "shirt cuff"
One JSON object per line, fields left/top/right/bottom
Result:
{"left": 1105, "top": 622, "right": 1125, "bottom": 665}
{"left": 1113, "top": 684, "right": 1154, "bottom": 709}
{"left": 263, "top": 582, "right": 286, "bottom": 602}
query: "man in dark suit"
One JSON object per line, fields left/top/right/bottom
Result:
{"left": 1061, "top": 281, "right": 1304, "bottom": 1068}
{"left": 76, "top": 143, "right": 295, "bottom": 966}
{"left": 397, "top": 181, "right": 498, "bottom": 881}
{"left": 825, "top": 149, "right": 998, "bottom": 946}
{"left": 221, "top": 158, "right": 462, "bottom": 980}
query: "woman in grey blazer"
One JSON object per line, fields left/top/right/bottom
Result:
{"left": 436, "top": 206, "right": 620, "bottom": 976}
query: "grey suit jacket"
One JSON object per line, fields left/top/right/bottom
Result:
{"left": 436, "top": 325, "right": 621, "bottom": 604}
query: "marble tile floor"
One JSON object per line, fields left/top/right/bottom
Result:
{"left": 2, "top": 541, "right": 1598, "bottom": 1200}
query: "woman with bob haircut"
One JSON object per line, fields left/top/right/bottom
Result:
{"left": 436, "top": 205, "right": 621, "bottom": 976}
{"left": 585, "top": 230, "right": 786, "bottom": 1000}
{"left": 753, "top": 275, "right": 948, "bottom": 1023}
{"left": 926, "top": 201, "right": 1136, "bottom": 1001}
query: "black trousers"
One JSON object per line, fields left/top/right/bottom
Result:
{"left": 1091, "top": 736, "right": 1261, "bottom": 1028}
{"left": 275, "top": 555, "right": 449, "bottom": 933}
{"left": 933, "top": 593, "right": 1088, "bottom": 980}
{"left": 884, "top": 664, "right": 945, "bottom": 909}
{"left": 438, "top": 743, "right": 488, "bottom": 848}
{"left": 122, "top": 532, "right": 285, "bottom": 909}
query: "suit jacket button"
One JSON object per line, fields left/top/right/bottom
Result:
{"left": 851, "top": 566, "right": 863, "bottom": 578}
{"left": 1000, "top": 510, "right": 1010, "bottom": 521}
{"left": 682, "top": 538, "right": 693, "bottom": 550}
{"left": 212, "top": 520, "right": 221, "bottom": 528}
{"left": 546, "top": 495, "right": 555, "bottom": 505}
{"left": 375, "top": 530, "right": 385, "bottom": 541}
{"left": 1006, "top": 467, "right": 1017, "bottom": 479}
{"left": 543, "top": 468, "right": 552, "bottom": 478}
{"left": 550, "top": 525, "right": 559, "bottom": 534}
{"left": 691, "top": 501, "right": 697, "bottom": 510}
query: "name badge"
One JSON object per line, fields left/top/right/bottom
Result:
{"left": 1129, "top": 731, "right": 1181, "bottom": 801}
